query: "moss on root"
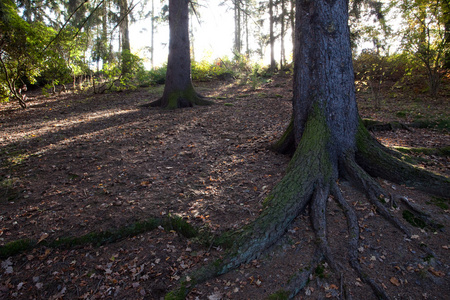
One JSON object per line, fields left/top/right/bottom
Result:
{"left": 394, "top": 146, "right": 450, "bottom": 157}
{"left": 267, "top": 289, "right": 290, "bottom": 300}
{"left": 355, "top": 119, "right": 450, "bottom": 197}
{"left": 165, "top": 86, "right": 213, "bottom": 109}
{"left": 0, "top": 216, "right": 198, "bottom": 259}
{"left": 271, "top": 116, "right": 295, "bottom": 155}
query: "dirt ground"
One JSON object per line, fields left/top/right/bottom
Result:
{"left": 0, "top": 74, "right": 449, "bottom": 299}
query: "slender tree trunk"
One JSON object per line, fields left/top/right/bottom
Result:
{"left": 445, "top": 19, "right": 450, "bottom": 69}
{"left": 190, "top": 14, "right": 195, "bottom": 62}
{"left": 101, "top": 0, "right": 109, "bottom": 65}
{"left": 290, "top": 0, "right": 295, "bottom": 55}
{"left": 119, "top": 0, "right": 131, "bottom": 74}
{"left": 245, "top": 0, "right": 250, "bottom": 56}
{"left": 148, "top": 0, "right": 211, "bottom": 109}
{"left": 234, "top": 0, "right": 241, "bottom": 55}
{"left": 151, "top": 0, "right": 155, "bottom": 69}
{"left": 280, "top": 0, "right": 286, "bottom": 69}
{"left": 269, "top": 0, "right": 276, "bottom": 71}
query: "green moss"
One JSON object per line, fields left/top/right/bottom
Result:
{"left": 214, "top": 231, "right": 236, "bottom": 249}
{"left": 0, "top": 176, "right": 21, "bottom": 202}
{"left": 0, "top": 216, "right": 199, "bottom": 258}
{"left": 0, "top": 239, "right": 34, "bottom": 258}
{"left": 262, "top": 193, "right": 275, "bottom": 208}
{"left": 428, "top": 196, "right": 449, "bottom": 210}
{"left": 396, "top": 111, "right": 408, "bottom": 118}
{"left": 395, "top": 146, "right": 450, "bottom": 157}
{"left": 164, "top": 284, "right": 187, "bottom": 300}
{"left": 224, "top": 103, "right": 233, "bottom": 106}
{"left": 314, "top": 262, "right": 329, "bottom": 279}
{"left": 271, "top": 117, "right": 294, "bottom": 154}
{"left": 402, "top": 210, "right": 426, "bottom": 229}
{"left": 163, "top": 215, "right": 198, "bottom": 238}
{"left": 267, "top": 289, "right": 290, "bottom": 300}
{"left": 411, "top": 119, "right": 450, "bottom": 130}
{"left": 164, "top": 85, "right": 212, "bottom": 109}
{"left": 423, "top": 254, "right": 434, "bottom": 262}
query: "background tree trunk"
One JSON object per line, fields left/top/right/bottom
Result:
{"left": 269, "top": 0, "right": 276, "bottom": 70}
{"left": 150, "top": 0, "right": 210, "bottom": 109}
{"left": 234, "top": 0, "right": 242, "bottom": 55}
{"left": 280, "top": 0, "right": 286, "bottom": 69}
{"left": 151, "top": 0, "right": 155, "bottom": 69}
{"left": 119, "top": 0, "right": 131, "bottom": 74}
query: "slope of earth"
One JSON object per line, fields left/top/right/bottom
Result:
{"left": 0, "top": 74, "right": 448, "bottom": 299}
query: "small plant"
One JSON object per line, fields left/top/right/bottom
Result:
{"left": 354, "top": 50, "right": 387, "bottom": 109}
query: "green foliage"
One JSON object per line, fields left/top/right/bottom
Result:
{"left": 191, "top": 58, "right": 235, "bottom": 82}
{"left": 92, "top": 53, "right": 146, "bottom": 93}
{"left": 0, "top": 0, "right": 84, "bottom": 107}
{"left": 0, "top": 175, "right": 21, "bottom": 202}
{"left": 400, "top": 0, "right": 448, "bottom": 97}
{"left": 136, "top": 65, "right": 167, "bottom": 86}
{"left": 354, "top": 50, "right": 388, "bottom": 108}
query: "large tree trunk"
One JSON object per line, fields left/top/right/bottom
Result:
{"left": 149, "top": 0, "right": 211, "bottom": 109}
{"left": 293, "top": 0, "right": 358, "bottom": 154}
{"left": 165, "top": 0, "right": 449, "bottom": 298}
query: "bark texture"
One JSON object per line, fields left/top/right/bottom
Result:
{"left": 151, "top": 0, "right": 211, "bottom": 109}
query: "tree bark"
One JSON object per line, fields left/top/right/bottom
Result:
{"left": 119, "top": 0, "right": 131, "bottom": 75}
{"left": 280, "top": 0, "right": 286, "bottom": 69}
{"left": 149, "top": 0, "right": 211, "bottom": 109}
{"left": 269, "top": 0, "right": 276, "bottom": 71}
{"left": 151, "top": 0, "right": 154, "bottom": 69}
{"left": 234, "top": 0, "right": 241, "bottom": 55}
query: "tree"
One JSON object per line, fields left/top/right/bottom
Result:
{"left": 165, "top": 0, "right": 449, "bottom": 299}
{"left": 118, "top": 0, "right": 131, "bottom": 74}
{"left": 147, "top": 0, "right": 211, "bottom": 109}
{"left": 234, "top": 0, "right": 242, "bottom": 55}
{"left": 268, "top": 0, "right": 276, "bottom": 70}
{"left": 400, "top": 0, "right": 449, "bottom": 97}
{"left": 0, "top": 0, "right": 72, "bottom": 108}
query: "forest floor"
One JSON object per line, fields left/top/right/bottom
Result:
{"left": 0, "top": 73, "right": 449, "bottom": 300}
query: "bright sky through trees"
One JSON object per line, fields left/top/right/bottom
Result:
{"left": 130, "top": 2, "right": 236, "bottom": 69}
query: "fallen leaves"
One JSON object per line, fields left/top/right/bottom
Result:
{"left": 428, "top": 267, "right": 445, "bottom": 277}
{"left": 390, "top": 277, "right": 401, "bottom": 286}
{"left": 37, "top": 232, "right": 49, "bottom": 244}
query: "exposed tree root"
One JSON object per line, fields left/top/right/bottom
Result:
{"left": 332, "top": 183, "right": 389, "bottom": 300}
{"left": 165, "top": 119, "right": 448, "bottom": 300}
{"left": 355, "top": 121, "right": 450, "bottom": 197}
{"left": 344, "top": 155, "right": 411, "bottom": 237}
{"left": 142, "top": 92, "right": 213, "bottom": 109}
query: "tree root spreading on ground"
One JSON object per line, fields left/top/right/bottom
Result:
{"left": 165, "top": 121, "right": 449, "bottom": 300}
